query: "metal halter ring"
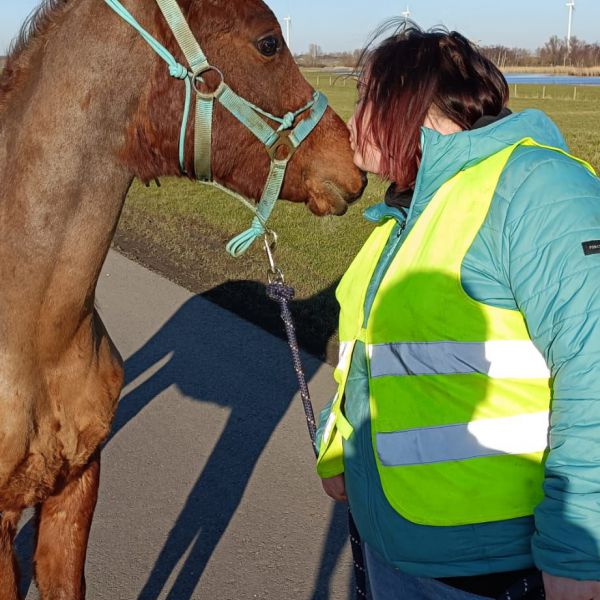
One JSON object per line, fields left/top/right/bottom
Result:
{"left": 192, "top": 65, "right": 225, "bottom": 99}
{"left": 267, "top": 131, "right": 298, "bottom": 162}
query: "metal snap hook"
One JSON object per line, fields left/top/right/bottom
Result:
{"left": 265, "top": 229, "right": 278, "bottom": 254}
{"left": 263, "top": 232, "right": 284, "bottom": 284}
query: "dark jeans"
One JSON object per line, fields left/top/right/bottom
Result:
{"left": 364, "top": 543, "right": 544, "bottom": 600}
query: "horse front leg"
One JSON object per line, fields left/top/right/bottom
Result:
{"left": 33, "top": 453, "right": 100, "bottom": 600}
{"left": 0, "top": 510, "right": 22, "bottom": 600}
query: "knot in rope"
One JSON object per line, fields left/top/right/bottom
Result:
{"left": 277, "top": 112, "right": 296, "bottom": 132}
{"left": 169, "top": 63, "right": 189, "bottom": 80}
{"left": 266, "top": 282, "right": 295, "bottom": 303}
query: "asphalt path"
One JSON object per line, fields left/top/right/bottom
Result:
{"left": 19, "top": 250, "right": 353, "bottom": 600}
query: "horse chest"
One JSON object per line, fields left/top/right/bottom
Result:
{"left": 0, "top": 327, "right": 123, "bottom": 511}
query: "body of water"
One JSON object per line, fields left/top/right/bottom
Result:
{"left": 504, "top": 74, "right": 600, "bottom": 86}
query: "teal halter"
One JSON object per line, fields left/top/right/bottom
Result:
{"left": 103, "top": 0, "right": 328, "bottom": 257}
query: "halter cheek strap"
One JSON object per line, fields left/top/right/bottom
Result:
{"left": 103, "top": 0, "right": 329, "bottom": 257}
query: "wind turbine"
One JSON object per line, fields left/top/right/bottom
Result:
{"left": 401, "top": 5, "right": 411, "bottom": 20}
{"left": 566, "top": 0, "right": 575, "bottom": 54}
{"left": 283, "top": 16, "right": 292, "bottom": 53}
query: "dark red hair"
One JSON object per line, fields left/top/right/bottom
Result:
{"left": 356, "top": 22, "right": 509, "bottom": 188}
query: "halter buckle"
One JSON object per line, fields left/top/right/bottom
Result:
{"left": 192, "top": 65, "right": 225, "bottom": 99}
{"left": 267, "top": 131, "right": 297, "bottom": 162}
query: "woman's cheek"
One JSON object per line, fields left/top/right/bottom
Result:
{"left": 358, "top": 145, "right": 383, "bottom": 176}
{"left": 352, "top": 149, "right": 369, "bottom": 172}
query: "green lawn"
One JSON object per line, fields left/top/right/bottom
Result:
{"left": 116, "top": 78, "right": 600, "bottom": 361}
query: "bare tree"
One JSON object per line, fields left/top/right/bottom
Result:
{"left": 540, "top": 35, "right": 567, "bottom": 66}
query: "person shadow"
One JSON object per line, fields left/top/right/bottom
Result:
{"left": 16, "top": 279, "right": 353, "bottom": 600}
{"left": 109, "top": 280, "right": 350, "bottom": 599}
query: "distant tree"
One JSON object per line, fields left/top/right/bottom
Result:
{"left": 307, "top": 43, "right": 323, "bottom": 67}
{"left": 540, "top": 35, "right": 567, "bottom": 66}
{"left": 565, "top": 37, "right": 600, "bottom": 67}
{"left": 479, "top": 45, "right": 537, "bottom": 68}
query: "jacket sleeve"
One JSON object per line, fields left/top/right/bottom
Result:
{"left": 504, "top": 151, "right": 600, "bottom": 579}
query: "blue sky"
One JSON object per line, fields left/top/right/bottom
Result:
{"left": 1, "top": 1, "right": 599, "bottom": 56}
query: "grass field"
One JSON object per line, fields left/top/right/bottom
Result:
{"left": 116, "top": 77, "right": 600, "bottom": 361}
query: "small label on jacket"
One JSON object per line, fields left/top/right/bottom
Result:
{"left": 583, "top": 240, "right": 600, "bottom": 256}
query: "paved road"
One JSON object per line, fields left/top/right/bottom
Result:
{"left": 20, "top": 250, "right": 353, "bottom": 600}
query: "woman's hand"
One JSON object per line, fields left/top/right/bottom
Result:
{"left": 543, "top": 572, "right": 600, "bottom": 599}
{"left": 321, "top": 474, "right": 347, "bottom": 502}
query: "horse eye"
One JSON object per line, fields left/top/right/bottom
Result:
{"left": 257, "top": 36, "right": 280, "bottom": 57}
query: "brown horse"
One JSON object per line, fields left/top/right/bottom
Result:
{"left": 0, "top": 0, "right": 365, "bottom": 597}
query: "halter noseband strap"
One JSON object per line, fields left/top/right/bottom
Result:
{"left": 103, "top": 0, "right": 329, "bottom": 257}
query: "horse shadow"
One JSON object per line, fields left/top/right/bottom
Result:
{"left": 17, "top": 280, "right": 351, "bottom": 599}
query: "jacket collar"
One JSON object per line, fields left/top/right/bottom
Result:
{"left": 366, "top": 109, "right": 569, "bottom": 225}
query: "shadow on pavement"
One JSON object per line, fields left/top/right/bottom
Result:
{"left": 115, "top": 281, "right": 350, "bottom": 599}
{"left": 202, "top": 279, "right": 341, "bottom": 365}
{"left": 16, "top": 517, "right": 35, "bottom": 598}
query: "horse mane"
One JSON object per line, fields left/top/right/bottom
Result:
{"left": 0, "top": 0, "right": 71, "bottom": 111}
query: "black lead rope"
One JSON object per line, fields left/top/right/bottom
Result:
{"left": 266, "top": 279, "right": 368, "bottom": 600}
{"left": 265, "top": 282, "right": 318, "bottom": 454}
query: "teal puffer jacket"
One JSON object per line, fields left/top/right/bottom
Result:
{"left": 317, "top": 109, "right": 600, "bottom": 579}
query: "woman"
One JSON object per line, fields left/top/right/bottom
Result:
{"left": 316, "top": 23, "right": 600, "bottom": 600}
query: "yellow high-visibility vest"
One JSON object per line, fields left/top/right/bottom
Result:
{"left": 317, "top": 139, "right": 595, "bottom": 526}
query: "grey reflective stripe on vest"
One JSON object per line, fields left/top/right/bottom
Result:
{"left": 337, "top": 341, "right": 353, "bottom": 373}
{"left": 368, "top": 340, "right": 551, "bottom": 379}
{"left": 376, "top": 411, "right": 549, "bottom": 466}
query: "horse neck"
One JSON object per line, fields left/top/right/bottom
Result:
{"left": 0, "top": 0, "right": 156, "bottom": 351}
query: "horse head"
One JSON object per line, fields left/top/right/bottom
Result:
{"left": 121, "top": 0, "right": 366, "bottom": 217}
